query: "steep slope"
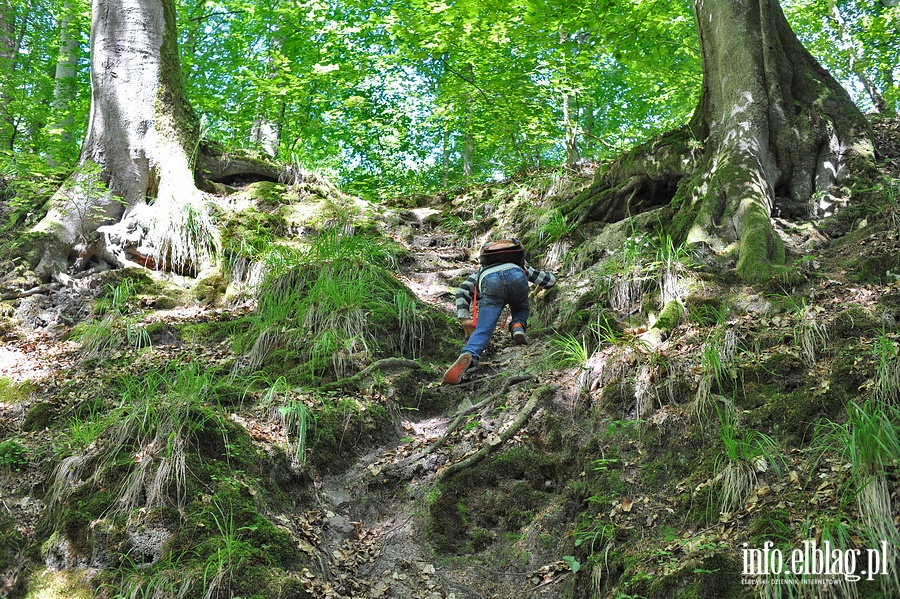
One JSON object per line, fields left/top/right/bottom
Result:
{"left": 0, "top": 121, "right": 898, "bottom": 599}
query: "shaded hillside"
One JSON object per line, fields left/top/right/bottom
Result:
{"left": 0, "top": 119, "right": 898, "bottom": 599}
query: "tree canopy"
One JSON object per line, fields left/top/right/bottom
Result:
{"left": 0, "top": 0, "right": 896, "bottom": 199}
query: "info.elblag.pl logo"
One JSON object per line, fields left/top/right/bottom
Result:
{"left": 741, "top": 540, "right": 891, "bottom": 584}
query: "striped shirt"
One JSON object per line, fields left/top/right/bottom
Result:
{"left": 454, "top": 263, "right": 557, "bottom": 319}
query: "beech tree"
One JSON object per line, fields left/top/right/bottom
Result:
{"left": 0, "top": 0, "right": 20, "bottom": 150}
{"left": 564, "top": 0, "right": 875, "bottom": 282}
{"left": 48, "top": 0, "right": 82, "bottom": 166}
{"left": 20, "top": 0, "right": 879, "bottom": 283}
{"left": 29, "top": 0, "right": 215, "bottom": 281}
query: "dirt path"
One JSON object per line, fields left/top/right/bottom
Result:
{"left": 302, "top": 210, "right": 557, "bottom": 598}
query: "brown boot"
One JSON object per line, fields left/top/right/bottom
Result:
{"left": 442, "top": 354, "right": 473, "bottom": 384}
{"left": 511, "top": 323, "right": 528, "bottom": 345}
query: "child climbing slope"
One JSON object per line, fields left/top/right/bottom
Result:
{"left": 443, "top": 238, "right": 557, "bottom": 385}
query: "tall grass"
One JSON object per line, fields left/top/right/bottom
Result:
{"left": 604, "top": 231, "right": 652, "bottom": 313}
{"left": 144, "top": 194, "right": 219, "bottom": 276}
{"left": 202, "top": 500, "right": 253, "bottom": 599}
{"left": 654, "top": 232, "right": 691, "bottom": 306}
{"left": 549, "top": 332, "right": 592, "bottom": 369}
{"left": 49, "top": 362, "right": 226, "bottom": 517}
{"left": 814, "top": 400, "right": 900, "bottom": 596}
{"left": 238, "top": 227, "right": 431, "bottom": 381}
{"left": 714, "top": 405, "right": 782, "bottom": 515}
{"left": 601, "top": 230, "right": 692, "bottom": 315}
{"left": 693, "top": 327, "right": 738, "bottom": 421}
{"left": 881, "top": 178, "right": 899, "bottom": 229}
{"left": 537, "top": 208, "right": 575, "bottom": 245}
{"left": 793, "top": 299, "right": 828, "bottom": 366}
{"left": 253, "top": 373, "right": 312, "bottom": 466}
{"left": 69, "top": 278, "right": 151, "bottom": 360}
{"left": 107, "top": 551, "right": 193, "bottom": 599}
{"left": 278, "top": 399, "right": 311, "bottom": 466}
{"left": 873, "top": 331, "right": 899, "bottom": 407}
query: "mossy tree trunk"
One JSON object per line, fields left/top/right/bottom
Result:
{"left": 0, "top": 0, "right": 18, "bottom": 150}
{"left": 30, "top": 0, "right": 211, "bottom": 281}
{"left": 565, "top": 0, "right": 874, "bottom": 282}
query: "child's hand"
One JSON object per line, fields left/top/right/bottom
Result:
{"left": 459, "top": 318, "right": 475, "bottom": 337}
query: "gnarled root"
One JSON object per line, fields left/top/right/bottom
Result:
{"left": 436, "top": 384, "right": 556, "bottom": 482}
{"left": 318, "top": 357, "right": 422, "bottom": 392}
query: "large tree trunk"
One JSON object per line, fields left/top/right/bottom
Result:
{"left": 0, "top": 0, "right": 19, "bottom": 150}
{"left": 30, "top": 0, "right": 215, "bottom": 281}
{"left": 564, "top": 0, "right": 874, "bottom": 282}
{"left": 48, "top": 0, "right": 80, "bottom": 166}
{"left": 559, "top": 28, "right": 580, "bottom": 168}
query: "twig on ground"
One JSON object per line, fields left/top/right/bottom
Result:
{"left": 526, "top": 571, "right": 570, "bottom": 593}
{"left": 318, "top": 357, "right": 422, "bottom": 391}
{"left": 436, "top": 384, "right": 555, "bottom": 481}
{"left": 1, "top": 283, "right": 61, "bottom": 300}
{"left": 425, "top": 375, "right": 534, "bottom": 456}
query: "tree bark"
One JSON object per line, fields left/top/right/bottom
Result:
{"left": 564, "top": 0, "right": 874, "bottom": 283}
{"left": 30, "top": 0, "right": 215, "bottom": 281}
{"left": 48, "top": 0, "right": 80, "bottom": 166}
{"left": 0, "top": 0, "right": 20, "bottom": 150}
{"left": 559, "top": 27, "right": 580, "bottom": 168}
{"left": 463, "top": 119, "right": 474, "bottom": 185}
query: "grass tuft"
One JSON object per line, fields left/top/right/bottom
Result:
{"left": 873, "top": 331, "right": 899, "bottom": 407}
{"left": 814, "top": 400, "right": 900, "bottom": 595}
{"left": 237, "top": 226, "right": 434, "bottom": 382}
{"left": 714, "top": 405, "right": 783, "bottom": 516}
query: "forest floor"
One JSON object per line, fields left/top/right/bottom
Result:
{"left": 0, "top": 117, "right": 899, "bottom": 599}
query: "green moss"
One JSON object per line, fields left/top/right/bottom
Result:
{"left": 428, "top": 446, "right": 557, "bottom": 555}
{"left": 653, "top": 299, "right": 684, "bottom": 332}
{"left": 8, "top": 231, "right": 54, "bottom": 271}
{"left": 749, "top": 507, "right": 793, "bottom": 546}
{"left": 96, "top": 268, "right": 155, "bottom": 295}
{"left": 851, "top": 253, "right": 900, "bottom": 283}
{"left": 175, "top": 319, "right": 242, "bottom": 344}
{"left": 22, "top": 401, "right": 59, "bottom": 431}
{"left": 831, "top": 305, "right": 881, "bottom": 337}
{"left": 191, "top": 269, "right": 227, "bottom": 306}
{"left": 24, "top": 569, "right": 94, "bottom": 599}
{"left": 220, "top": 206, "right": 287, "bottom": 265}
{"left": 241, "top": 181, "right": 292, "bottom": 206}
{"left": 308, "top": 399, "right": 394, "bottom": 473}
{"left": 0, "top": 513, "right": 25, "bottom": 574}
{"left": 0, "top": 377, "right": 32, "bottom": 403}
{"left": 742, "top": 352, "right": 805, "bottom": 392}
{"left": 762, "top": 386, "right": 844, "bottom": 445}
{"left": 736, "top": 201, "right": 785, "bottom": 283}
{"left": 94, "top": 268, "right": 183, "bottom": 310}
{"left": 685, "top": 296, "right": 727, "bottom": 326}
{"left": 695, "top": 554, "right": 745, "bottom": 597}
{"left": 681, "top": 484, "right": 717, "bottom": 527}
{"left": 640, "top": 460, "right": 669, "bottom": 492}
{"left": 54, "top": 489, "right": 118, "bottom": 557}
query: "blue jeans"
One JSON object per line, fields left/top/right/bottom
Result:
{"left": 461, "top": 267, "right": 530, "bottom": 363}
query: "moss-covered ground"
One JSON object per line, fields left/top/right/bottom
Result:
{"left": 0, "top": 119, "right": 898, "bottom": 598}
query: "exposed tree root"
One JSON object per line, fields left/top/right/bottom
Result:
{"left": 199, "top": 151, "right": 286, "bottom": 184}
{"left": 436, "top": 384, "right": 555, "bottom": 482}
{"left": 1, "top": 283, "right": 61, "bottom": 300}
{"left": 563, "top": 173, "right": 677, "bottom": 227}
{"left": 425, "top": 375, "right": 534, "bottom": 456}
{"left": 561, "top": 128, "right": 694, "bottom": 228}
{"left": 318, "top": 358, "right": 422, "bottom": 392}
